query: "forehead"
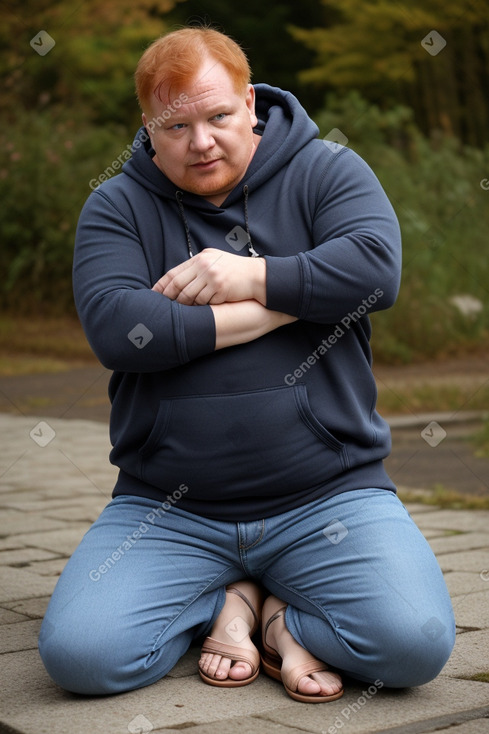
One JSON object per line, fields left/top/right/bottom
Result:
{"left": 154, "top": 60, "right": 242, "bottom": 113}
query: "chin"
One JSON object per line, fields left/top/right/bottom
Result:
{"left": 185, "top": 177, "right": 234, "bottom": 199}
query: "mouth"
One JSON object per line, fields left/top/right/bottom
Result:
{"left": 190, "top": 159, "right": 221, "bottom": 171}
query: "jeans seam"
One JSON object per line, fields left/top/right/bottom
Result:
{"left": 151, "top": 570, "right": 230, "bottom": 652}
{"left": 261, "top": 576, "right": 358, "bottom": 665}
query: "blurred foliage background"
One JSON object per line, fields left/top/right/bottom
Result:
{"left": 1, "top": 0, "right": 488, "bottom": 363}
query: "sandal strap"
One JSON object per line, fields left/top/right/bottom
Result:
{"left": 285, "top": 659, "right": 330, "bottom": 693}
{"left": 227, "top": 586, "right": 260, "bottom": 635}
{"left": 201, "top": 636, "right": 260, "bottom": 675}
{"left": 263, "top": 606, "right": 287, "bottom": 654}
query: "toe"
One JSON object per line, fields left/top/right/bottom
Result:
{"left": 297, "top": 675, "right": 321, "bottom": 695}
{"left": 214, "top": 658, "right": 231, "bottom": 679}
{"left": 311, "top": 671, "right": 343, "bottom": 696}
{"left": 200, "top": 653, "right": 232, "bottom": 680}
{"left": 228, "top": 661, "right": 253, "bottom": 681}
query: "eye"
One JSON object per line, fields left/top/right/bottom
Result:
{"left": 170, "top": 123, "right": 187, "bottom": 130}
{"left": 212, "top": 113, "right": 227, "bottom": 122}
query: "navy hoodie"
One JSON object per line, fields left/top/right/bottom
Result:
{"left": 73, "top": 84, "right": 402, "bottom": 521}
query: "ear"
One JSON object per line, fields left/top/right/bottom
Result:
{"left": 142, "top": 112, "right": 153, "bottom": 143}
{"left": 245, "top": 84, "right": 258, "bottom": 128}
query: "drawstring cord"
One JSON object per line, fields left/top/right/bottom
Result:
{"left": 175, "top": 186, "right": 260, "bottom": 260}
{"left": 176, "top": 190, "right": 194, "bottom": 258}
{"left": 243, "top": 185, "right": 260, "bottom": 257}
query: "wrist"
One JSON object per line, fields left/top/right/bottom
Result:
{"left": 251, "top": 256, "right": 267, "bottom": 305}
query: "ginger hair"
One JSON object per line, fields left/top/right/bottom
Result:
{"left": 135, "top": 27, "right": 252, "bottom": 113}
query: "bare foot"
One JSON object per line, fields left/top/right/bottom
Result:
{"left": 263, "top": 595, "right": 343, "bottom": 697}
{"left": 199, "top": 580, "right": 261, "bottom": 683}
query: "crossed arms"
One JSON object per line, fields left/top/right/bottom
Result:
{"left": 152, "top": 248, "right": 296, "bottom": 350}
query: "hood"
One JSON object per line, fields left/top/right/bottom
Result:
{"left": 121, "top": 83, "right": 319, "bottom": 208}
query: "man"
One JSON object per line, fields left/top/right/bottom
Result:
{"left": 39, "top": 27, "right": 455, "bottom": 702}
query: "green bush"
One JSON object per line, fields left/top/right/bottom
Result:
{"left": 0, "top": 108, "right": 130, "bottom": 314}
{"left": 316, "top": 92, "right": 489, "bottom": 362}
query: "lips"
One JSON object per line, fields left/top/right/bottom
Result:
{"left": 190, "top": 159, "right": 221, "bottom": 170}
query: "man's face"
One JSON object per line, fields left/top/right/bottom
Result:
{"left": 142, "top": 59, "right": 258, "bottom": 206}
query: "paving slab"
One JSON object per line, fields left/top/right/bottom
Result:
{"left": 262, "top": 679, "right": 489, "bottom": 734}
{"left": 0, "top": 607, "right": 31, "bottom": 624}
{"left": 0, "top": 415, "right": 117, "bottom": 501}
{"left": 441, "top": 629, "right": 489, "bottom": 679}
{"left": 444, "top": 571, "right": 489, "bottom": 597}
{"left": 428, "top": 532, "right": 489, "bottom": 555}
{"left": 0, "top": 619, "right": 42, "bottom": 654}
{"left": 21, "top": 558, "right": 68, "bottom": 578}
{"left": 0, "top": 490, "right": 45, "bottom": 505}
{"left": 0, "top": 495, "right": 103, "bottom": 512}
{"left": 410, "top": 510, "right": 489, "bottom": 534}
{"left": 0, "top": 537, "right": 27, "bottom": 551}
{"left": 9, "top": 526, "right": 90, "bottom": 556}
{"left": 0, "top": 510, "right": 67, "bottom": 536}
{"left": 0, "top": 566, "right": 57, "bottom": 603}
{"left": 434, "top": 721, "right": 489, "bottom": 734}
{"left": 0, "top": 547, "right": 60, "bottom": 566}
{"left": 42, "top": 503, "right": 107, "bottom": 523}
{"left": 156, "top": 718, "right": 307, "bottom": 733}
{"left": 417, "top": 528, "right": 450, "bottom": 539}
{"left": 436, "top": 551, "right": 489, "bottom": 575}
{"left": 2, "top": 596, "right": 51, "bottom": 619}
{"left": 450, "top": 590, "right": 489, "bottom": 629}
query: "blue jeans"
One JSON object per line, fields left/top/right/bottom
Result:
{"left": 38, "top": 489, "right": 455, "bottom": 695}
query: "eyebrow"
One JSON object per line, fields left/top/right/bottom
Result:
{"left": 168, "top": 102, "right": 235, "bottom": 122}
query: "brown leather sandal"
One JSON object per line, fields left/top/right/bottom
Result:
{"left": 199, "top": 582, "right": 263, "bottom": 688}
{"left": 261, "top": 596, "right": 344, "bottom": 703}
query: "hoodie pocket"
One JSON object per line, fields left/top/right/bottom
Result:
{"left": 138, "top": 384, "right": 348, "bottom": 497}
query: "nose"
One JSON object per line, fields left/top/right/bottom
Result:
{"left": 189, "top": 124, "right": 215, "bottom": 153}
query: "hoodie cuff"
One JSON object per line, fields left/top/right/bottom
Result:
{"left": 181, "top": 304, "right": 216, "bottom": 362}
{"left": 264, "top": 254, "right": 303, "bottom": 317}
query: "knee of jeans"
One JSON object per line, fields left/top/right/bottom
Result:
{"left": 372, "top": 617, "right": 456, "bottom": 688}
{"left": 38, "top": 617, "right": 136, "bottom": 695}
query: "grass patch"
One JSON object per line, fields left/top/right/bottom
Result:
{"left": 0, "top": 316, "right": 96, "bottom": 375}
{"left": 470, "top": 417, "right": 489, "bottom": 458}
{"left": 398, "top": 485, "right": 489, "bottom": 510}
{"left": 376, "top": 383, "right": 489, "bottom": 416}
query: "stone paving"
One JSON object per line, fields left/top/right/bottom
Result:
{"left": 0, "top": 413, "right": 488, "bottom": 734}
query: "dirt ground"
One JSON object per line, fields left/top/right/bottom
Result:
{"left": 0, "top": 355, "right": 488, "bottom": 498}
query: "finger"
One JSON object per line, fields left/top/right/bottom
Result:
{"left": 176, "top": 282, "right": 221, "bottom": 306}
{"left": 154, "top": 258, "right": 196, "bottom": 293}
{"left": 161, "top": 266, "right": 201, "bottom": 300}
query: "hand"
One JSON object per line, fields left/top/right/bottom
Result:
{"left": 152, "top": 248, "right": 266, "bottom": 306}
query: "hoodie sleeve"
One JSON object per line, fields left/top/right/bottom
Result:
{"left": 73, "top": 187, "right": 216, "bottom": 372}
{"left": 264, "top": 146, "right": 401, "bottom": 323}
